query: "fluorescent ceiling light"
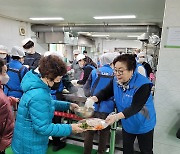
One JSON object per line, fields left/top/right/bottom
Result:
{"left": 93, "top": 15, "right": 136, "bottom": 19}
{"left": 92, "top": 34, "right": 109, "bottom": 37}
{"left": 127, "top": 35, "right": 139, "bottom": 37}
{"left": 78, "top": 32, "right": 92, "bottom": 36}
{"left": 29, "top": 17, "right": 64, "bottom": 21}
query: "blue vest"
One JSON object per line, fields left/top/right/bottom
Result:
{"left": 91, "top": 65, "right": 115, "bottom": 113}
{"left": 50, "top": 81, "right": 64, "bottom": 100}
{"left": 4, "top": 60, "right": 28, "bottom": 98}
{"left": 113, "top": 72, "right": 156, "bottom": 134}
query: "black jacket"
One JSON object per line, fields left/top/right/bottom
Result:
{"left": 24, "top": 52, "right": 41, "bottom": 70}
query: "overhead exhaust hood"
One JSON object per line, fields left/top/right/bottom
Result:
{"left": 31, "top": 24, "right": 160, "bottom": 34}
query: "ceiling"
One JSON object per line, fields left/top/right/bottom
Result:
{"left": 0, "top": 0, "right": 166, "bottom": 39}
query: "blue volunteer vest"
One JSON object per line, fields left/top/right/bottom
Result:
{"left": 113, "top": 71, "right": 156, "bottom": 134}
{"left": 50, "top": 81, "right": 64, "bottom": 100}
{"left": 91, "top": 64, "right": 115, "bottom": 113}
{"left": 4, "top": 60, "right": 27, "bottom": 98}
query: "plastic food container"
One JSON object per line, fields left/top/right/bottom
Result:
{"left": 78, "top": 118, "right": 109, "bottom": 130}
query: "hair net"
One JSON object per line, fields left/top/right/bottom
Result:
{"left": 73, "top": 49, "right": 80, "bottom": 55}
{"left": 44, "top": 51, "right": 64, "bottom": 59}
{"left": 137, "top": 52, "right": 147, "bottom": 63}
{"left": 0, "top": 45, "right": 8, "bottom": 54}
{"left": 137, "top": 52, "right": 147, "bottom": 58}
{"left": 100, "top": 52, "right": 120, "bottom": 66}
{"left": 22, "top": 38, "right": 34, "bottom": 46}
{"left": 11, "top": 46, "right": 25, "bottom": 57}
{"left": 76, "top": 54, "right": 86, "bottom": 62}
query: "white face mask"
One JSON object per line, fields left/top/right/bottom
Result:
{"left": 138, "top": 58, "right": 146, "bottom": 63}
{"left": 0, "top": 74, "right": 9, "bottom": 85}
{"left": 26, "top": 47, "right": 35, "bottom": 54}
{"left": 0, "top": 54, "right": 7, "bottom": 59}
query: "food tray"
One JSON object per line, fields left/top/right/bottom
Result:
{"left": 78, "top": 118, "right": 108, "bottom": 130}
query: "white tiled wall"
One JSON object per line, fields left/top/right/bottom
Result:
{"left": 0, "top": 16, "right": 48, "bottom": 54}
{"left": 154, "top": 0, "right": 180, "bottom": 153}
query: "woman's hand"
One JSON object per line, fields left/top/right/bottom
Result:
{"left": 105, "top": 112, "right": 125, "bottom": 125}
{"left": 105, "top": 114, "right": 119, "bottom": 125}
{"left": 84, "top": 97, "right": 95, "bottom": 108}
{"left": 70, "top": 103, "right": 79, "bottom": 112}
{"left": 8, "top": 96, "right": 19, "bottom": 106}
{"left": 84, "top": 96, "right": 98, "bottom": 108}
{"left": 71, "top": 80, "right": 78, "bottom": 86}
{"left": 71, "top": 123, "right": 85, "bottom": 134}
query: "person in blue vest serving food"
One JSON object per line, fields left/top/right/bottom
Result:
{"left": 85, "top": 54, "right": 156, "bottom": 154}
{"left": 83, "top": 52, "right": 119, "bottom": 154}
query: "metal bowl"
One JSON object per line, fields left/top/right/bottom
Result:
{"left": 74, "top": 106, "right": 94, "bottom": 118}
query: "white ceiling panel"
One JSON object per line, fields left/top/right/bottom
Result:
{"left": 0, "top": 0, "right": 166, "bottom": 39}
{"left": 0, "top": 0, "right": 165, "bottom": 25}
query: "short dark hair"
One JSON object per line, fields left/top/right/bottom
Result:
{"left": 83, "top": 50, "right": 87, "bottom": 54}
{"left": 113, "top": 54, "right": 136, "bottom": 71}
{"left": 23, "top": 41, "right": 34, "bottom": 49}
{"left": 0, "top": 58, "right": 5, "bottom": 73}
{"left": 39, "top": 55, "right": 67, "bottom": 81}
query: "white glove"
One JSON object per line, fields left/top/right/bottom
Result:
{"left": 85, "top": 97, "right": 95, "bottom": 109}
{"left": 71, "top": 80, "right": 78, "bottom": 86}
{"left": 24, "top": 65, "right": 29, "bottom": 69}
{"left": 70, "top": 69, "right": 75, "bottom": 74}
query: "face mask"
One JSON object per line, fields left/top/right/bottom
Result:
{"left": 0, "top": 74, "right": 9, "bottom": 85}
{"left": 79, "top": 63, "right": 84, "bottom": 68}
{"left": 26, "top": 47, "right": 35, "bottom": 54}
{"left": 26, "top": 50, "right": 32, "bottom": 54}
{"left": 138, "top": 58, "right": 146, "bottom": 63}
{"left": 0, "top": 54, "right": 6, "bottom": 59}
{"left": 51, "top": 81, "right": 61, "bottom": 90}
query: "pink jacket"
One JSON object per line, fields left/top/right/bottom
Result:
{"left": 0, "top": 87, "right": 14, "bottom": 151}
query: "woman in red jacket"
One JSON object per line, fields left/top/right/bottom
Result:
{"left": 0, "top": 58, "right": 17, "bottom": 154}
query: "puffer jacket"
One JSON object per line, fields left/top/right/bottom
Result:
{"left": 11, "top": 70, "right": 72, "bottom": 154}
{"left": 0, "top": 87, "right": 14, "bottom": 151}
{"left": 24, "top": 52, "right": 41, "bottom": 70}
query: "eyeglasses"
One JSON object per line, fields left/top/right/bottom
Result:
{"left": 113, "top": 69, "right": 127, "bottom": 75}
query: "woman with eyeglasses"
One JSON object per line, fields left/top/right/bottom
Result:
{"left": 11, "top": 55, "right": 85, "bottom": 154}
{"left": 85, "top": 54, "right": 156, "bottom": 154}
